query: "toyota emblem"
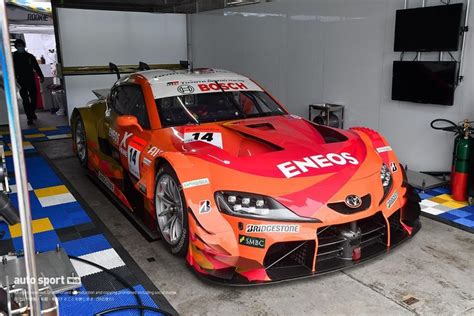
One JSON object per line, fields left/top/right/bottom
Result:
{"left": 177, "top": 84, "right": 195, "bottom": 94}
{"left": 345, "top": 195, "right": 362, "bottom": 208}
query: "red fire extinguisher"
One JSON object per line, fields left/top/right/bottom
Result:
{"left": 431, "top": 119, "right": 473, "bottom": 201}
{"left": 451, "top": 121, "right": 472, "bottom": 201}
{"left": 450, "top": 135, "right": 460, "bottom": 193}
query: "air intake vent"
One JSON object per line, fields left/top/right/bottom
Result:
{"left": 246, "top": 123, "right": 275, "bottom": 131}
{"left": 234, "top": 131, "right": 284, "bottom": 153}
{"left": 388, "top": 209, "right": 408, "bottom": 247}
{"left": 312, "top": 124, "right": 348, "bottom": 143}
{"left": 263, "top": 240, "right": 316, "bottom": 280}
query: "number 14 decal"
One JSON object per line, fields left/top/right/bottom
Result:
{"left": 184, "top": 132, "right": 223, "bottom": 149}
{"left": 192, "top": 132, "right": 214, "bottom": 142}
{"left": 128, "top": 145, "right": 141, "bottom": 178}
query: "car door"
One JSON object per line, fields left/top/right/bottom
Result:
{"left": 106, "top": 84, "right": 152, "bottom": 182}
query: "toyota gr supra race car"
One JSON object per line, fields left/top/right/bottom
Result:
{"left": 71, "top": 66, "right": 421, "bottom": 284}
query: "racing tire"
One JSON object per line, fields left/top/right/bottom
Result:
{"left": 73, "top": 115, "right": 88, "bottom": 168}
{"left": 154, "top": 164, "right": 189, "bottom": 257}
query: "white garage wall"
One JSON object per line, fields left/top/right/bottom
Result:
{"left": 23, "top": 33, "right": 56, "bottom": 65}
{"left": 190, "top": 0, "right": 474, "bottom": 172}
{"left": 56, "top": 8, "right": 187, "bottom": 114}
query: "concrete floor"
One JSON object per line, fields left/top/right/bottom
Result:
{"left": 19, "top": 110, "right": 68, "bottom": 130}
{"left": 36, "top": 139, "right": 474, "bottom": 316}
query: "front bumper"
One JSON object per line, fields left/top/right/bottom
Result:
{"left": 187, "top": 186, "right": 422, "bottom": 285}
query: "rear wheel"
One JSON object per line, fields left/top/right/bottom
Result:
{"left": 154, "top": 164, "right": 189, "bottom": 256}
{"left": 74, "top": 116, "right": 88, "bottom": 167}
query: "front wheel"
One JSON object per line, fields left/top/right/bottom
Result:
{"left": 154, "top": 164, "right": 189, "bottom": 257}
{"left": 74, "top": 116, "right": 88, "bottom": 167}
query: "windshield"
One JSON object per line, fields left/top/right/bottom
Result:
{"left": 156, "top": 91, "right": 286, "bottom": 127}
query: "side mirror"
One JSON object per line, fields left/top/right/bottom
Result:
{"left": 116, "top": 115, "right": 143, "bottom": 132}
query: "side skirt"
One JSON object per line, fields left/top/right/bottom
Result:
{"left": 87, "top": 170, "right": 160, "bottom": 241}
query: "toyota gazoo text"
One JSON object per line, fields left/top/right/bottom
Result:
{"left": 71, "top": 67, "right": 421, "bottom": 284}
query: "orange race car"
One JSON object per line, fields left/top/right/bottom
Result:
{"left": 71, "top": 66, "right": 421, "bottom": 284}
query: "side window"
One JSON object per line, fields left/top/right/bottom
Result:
{"left": 238, "top": 92, "right": 258, "bottom": 115}
{"left": 112, "top": 85, "right": 150, "bottom": 129}
{"left": 110, "top": 87, "right": 124, "bottom": 114}
{"left": 111, "top": 86, "right": 133, "bottom": 115}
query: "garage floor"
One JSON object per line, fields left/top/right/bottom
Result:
{"left": 36, "top": 139, "right": 474, "bottom": 316}
{"left": 1, "top": 125, "right": 175, "bottom": 314}
{"left": 19, "top": 110, "right": 68, "bottom": 130}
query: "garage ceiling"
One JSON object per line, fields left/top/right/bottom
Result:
{"left": 51, "top": 0, "right": 267, "bottom": 13}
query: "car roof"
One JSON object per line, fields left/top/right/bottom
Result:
{"left": 124, "top": 68, "right": 262, "bottom": 99}
{"left": 135, "top": 68, "right": 250, "bottom": 83}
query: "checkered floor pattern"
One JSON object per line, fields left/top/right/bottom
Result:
{"left": 419, "top": 187, "right": 474, "bottom": 233}
{"left": 0, "top": 129, "right": 172, "bottom": 315}
{"left": 0, "top": 125, "right": 71, "bottom": 157}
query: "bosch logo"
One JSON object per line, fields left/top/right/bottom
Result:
{"left": 177, "top": 84, "right": 195, "bottom": 94}
{"left": 345, "top": 195, "right": 362, "bottom": 208}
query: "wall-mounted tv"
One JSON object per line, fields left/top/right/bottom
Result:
{"left": 394, "top": 3, "right": 463, "bottom": 52}
{"left": 392, "top": 61, "right": 457, "bottom": 106}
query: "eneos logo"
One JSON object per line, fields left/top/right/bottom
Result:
{"left": 277, "top": 152, "right": 359, "bottom": 178}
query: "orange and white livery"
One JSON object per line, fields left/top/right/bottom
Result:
{"left": 71, "top": 67, "right": 421, "bottom": 284}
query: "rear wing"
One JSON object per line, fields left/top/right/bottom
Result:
{"left": 109, "top": 61, "right": 152, "bottom": 80}
{"left": 92, "top": 89, "right": 110, "bottom": 100}
{"left": 92, "top": 61, "right": 152, "bottom": 99}
{"left": 93, "top": 60, "right": 189, "bottom": 99}
{"left": 108, "top": 60, "right": 189, "bottom": 79}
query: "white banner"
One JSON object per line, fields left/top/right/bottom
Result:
{"left": 152, "top": 77, "right": 263, "bottom": 99}
{"left": 7, "top": 5, "right": 52, "bottom": 25}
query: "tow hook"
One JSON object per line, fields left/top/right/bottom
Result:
{"left": 338, "top": 222, "right": 362, "bottom": 261}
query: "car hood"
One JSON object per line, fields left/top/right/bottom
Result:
{"left": 168, "top": 115, "right": 380, "bottom": 180}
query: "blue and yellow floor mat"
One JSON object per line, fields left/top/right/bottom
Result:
{"left": 0, "top": 125, "right": 72, "bottom": 156}
{"left": 419, "top": 187, "right": 474, "bottom": 233}
{"left": 0, "top": 128, "right": 176, "bottom": 315}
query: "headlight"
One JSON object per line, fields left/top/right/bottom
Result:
{"left": 215, "top": 191, "right": 318, "bottom": 222}
{"left": 380, "top": 164, "right": 393, "bottom": 200}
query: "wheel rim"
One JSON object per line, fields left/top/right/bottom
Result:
{"left": 155, "top": 174, "right": 184, "bottom": 246}
{"left": 75, "top": 120, "right": 86, "bottom": 162}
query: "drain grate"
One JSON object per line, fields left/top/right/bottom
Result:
{"left": 402, "top": 295, "right": 420, "bottom": 306}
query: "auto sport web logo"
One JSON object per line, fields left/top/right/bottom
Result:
{"left": 177, "top": 84, "right": 195, "bottom": 94}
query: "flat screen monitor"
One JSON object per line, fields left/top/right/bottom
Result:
{"left": 394, "top": 3, "right": 463, "bottom": 52}
{"left": 392, "top": 61, "right": 457, "bottom": 106}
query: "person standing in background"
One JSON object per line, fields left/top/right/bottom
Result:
{"left": 12, "top": 39, "right": 44, "bottom": 125}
